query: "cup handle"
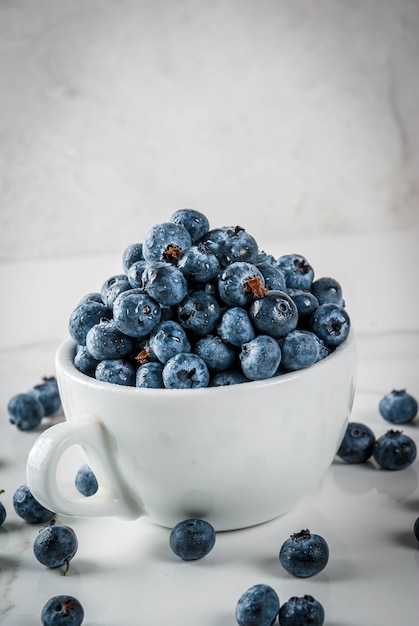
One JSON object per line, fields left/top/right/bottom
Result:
{"left": 26, "top": 413, "right": 145, "bottom": 520}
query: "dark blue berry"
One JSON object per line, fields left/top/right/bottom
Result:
{"left": 143, "top": 221, "right": 192, "bottom": 264}
{"left": 337, "top": 422, "right": 376, "bottom": 463}
{"left": 8, "top": 393, "right": 44, "bottom": 431}
{"left": 379, "top": 389, "right": 418, "bottom": 425}
{"left": 177, "top": 290, "right": 221, "bottom": 337}
{"left": 288, "top": 289, "right": 319, "bottom": 326}
{"left": 149, "top": 320, "right": 191, "bottom": 364}
{"left": 202, "top": 225, "right": 259, "bottom": 267}
{"left": 162, "top": 353, "right": 210, "bottom": 389}
{"left": 373, "top": 430, "right": 417, "bottom": 470}
{"left": 136, "top": 362, "right": 164, "bottom": 388}
{"left": 126, "top": 259, "right": 148, "bottom": 288}
{"left": 33, "top": 521, "right": 78, "bottom": 572}
{"left": 279, "top": 529, "right": 329, "bottom": 578}
{"left": 278, "top": 594, "right": 325, "bottom": 626}
{"left": 210, "top": 369, "right": 249, "bottom": 386}
{"left": 194, "top": 335, "right": 236, "bottom": 372}
{"left": 13, "top": 484, "right": 55, "bottom": 523}
{"left": 41, "top": 595, "right": 84, "bottom": 626}
{"left": 249, "top": 290, "right": 298, "bottom": 339}
{"left": 29, "top": 377, "right": 61, "bottom": 416}
{"left": 75, "top": 464, "right": 98, "bottom": 496}
{"left": 277, "top": 253, "right": 314, "bottom": 290}
{"left": 169, "top": 518, "right": 216, "bottom": 560}
{"left": 239, "top": 335, "right": 281, "bottom": 381}
{"left": 218, "top": 307, "right": 255, "bottom": 347}
{"left": 311, "top": 276, "right": 344, "bottom": 306}
{"left": 86, "top": 319, "right": 135, "bottom": 360}
{"left": 278, "top": 329, "right": 319, "bottom": 371}
{"left": 170, "top": 208, "right": 210, "bottom": 243}
{"left": 309, "top": 303, "right": 350, "bottom": 347}
{"left": 218, "top": 262, "right": 266, "bottom": 307}
{"left": 142, "top": 262, "right": 188, "bottom": 306}
{"left": 235, "top": 583, "right": 280, "bottom": 626}
{"left": 177, "top": 243, "right": 220, "bottom": 283}
{"left": 100, "top": 273, "right": 129, "bottom": 303}
{"left": 414, "top": 517, "right": 419, "bottom": 542}
{"left": 0, "top": 490, "right": 6, "bottom": 526}
{"left": 122, "top": 242, "right": 144, "bottom": 273}
{"left": 73, "top": 345, "right": 100, "bottom": 376}
{"left": 102, "top": 277, "right": 131, "bottom": 309}
{"left": 256, "top": 261, "right": 287, "bottom": 291}
{"left": 68, "top": 300, "right": 111, "bottom": 346}
{"left": 113, "top": 289, "right": 162, "bottom": 338}
{"left": 95, "top": 358, "right": 136, "bottom": 386}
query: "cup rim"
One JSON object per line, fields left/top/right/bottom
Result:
{"left": 56, "top": 329, "right": 356, "bottom": 398}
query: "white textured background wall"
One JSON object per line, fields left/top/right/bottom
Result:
{"left": 1, "top": 0, "right": 418, "bottom": 261}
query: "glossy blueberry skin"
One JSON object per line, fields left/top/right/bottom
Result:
{"left": 170, "top": 208, "right": 210, "bottom": 243}
{"left": 202, "top": 226, "right": 259, "bottom": 267}
{"left": 337, "top": 422, "right": 376, "bottom": 463}
{"left": 288, "top": 289, "right": 319, "bottom": 326}
{"left": 8, "top": 393, "right": 44, "bottom": 431}
{"left": 240, "top": 335, "right": 281, "bottom": 381}
{"left": 311, "top": 276, "right": 344, "bottom": 306}
{"left": 177, "top": 290, "right": 221, "bottom": 337}
{"left": 68, "top": 300, "right": 111, "bottom": 346}
{"left": 379, "top": 389, "right": 418, "bottom": 424}
{"left": 278, "top": 594, "right": 325, "bottom": 626}
{"left": 218, "top": 262, "right": 266, "bottom": 307}
{"left": 169, "top": 518, "right": 216, "bottom": 560}
{"left": 414, "top": 517, "right": 419, "bottom": 542}
{"left": 75, "top": 464, "right": 98, "bottom": 496}
{"left": 95, "top": 358, "right": 136, "bottom": 386}
{"left": 29, "top": 377, "right": 61, "bottom": 416}
{"left": 279, "top": 530, "right": 329, "bottom": 578}
{"left": 194, "top": 335, "right": 236, "bottom": 372}
{"left": 13, "top": 484, "right": 55, "bottom": 523}
{"left": 278, "top": 329, "right": 319, "bottom": 371}
{"left": 136, "top": 362, "right": 164, "bottom": 388}
{"left": 100, "top": 273, "right": 130, "bottom": 305}
{"left": 102, "top": 277, "right": 132, "bottom": 309}
{"left": 142, "top": 262, "right": 188, "bottom": 306}
{"left": 210, "top": 369, "right": 249, "bottom": 386}
{"left": 277, "top": 253, "right": 314, "bottom": 291}
{"left": 309, "top": 303, "right": 350, "bottom": 347}
{"left": 73, "top": 345, "right": 100, "bottom": 377}
{"left": 41, "top": 595, "right": 84, "bottom": 626}
{"left": 162, "top": 353, "right": 210, "bottom": 389}
{"left": 86, "top": 319, "right": 135, "bottom": 360}
{"left": 142, "top": 221, "right": 192, "bottom": 264}
{"left": 112, "top": 289, "right": 162, "bottom": 338}
{"left": 122, "top": 242, "right": 144, "bottom": 273}
{"left": 249, "top": 290, "right": 298, "bottom": 339}
{"left": 177, "top": 243, "right": 220, "bottom": 283}
{"left": 235, "top": 583, "right": 280, "bottom": 626}
{"left": 218, "top": 307, "right": 255, "bottom": 347}
{"left": 256, "top": 261, "right": 287, "bottom": 292}
{"left": 372, "top": 430, "right": 417, "bottom": 470}
{"left": 149, "top": 320, "right": 191, "bottom": 364}
{"left": 126, "top": 259, "right": 148, "bottom": 289}
{"left": 33, "top": 521, "right": 78, "bottom": 569}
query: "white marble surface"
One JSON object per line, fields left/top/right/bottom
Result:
{"left": 1, "top": 230, "right": 418, "bottom": 625}
{"left": 1, "top": 0, "right": 419, "bottom": 262}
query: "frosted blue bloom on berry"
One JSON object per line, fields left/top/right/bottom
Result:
{"left": 41, "top": 595, "right": 84, "bottom": 626}
{"left": 235, "top": 584, "right": 280, "bottom": 626}
{"left": 95, "top": 359, "right": 136, "bottom": 386}
{"left": 218, "top": 262, "right": 266, "bottom": 307}
{"left": 210, "top": 369, "right": 249, "bottom": 386}
{"left": 126, "top": 259, "right": 148, "bottom": 289}
{"left": 249, "top": 290, "right": 298, "bottom": 339}
{"left": 288, "top": 289, "right": 319, "bottom": 326}
{"left": 278, "top": 329, "right": 319, "bottom": 371}
{"left": 74, "top": 345, "right": 100, "bottom": 376}
{"left": 29, "top": 377, "right": 61, "bottom": 416}
{"left": 169, "top": 518, "right": 216, "bottom": 560}
{"left": 13, "top": 484, "right": 54, "bottom": 523}
{"left": 68, "top": 300, "right": 111, "bottom": 346}
{"left": 100, "top": 274, "right": 130, "bottom": 304}
{"left": 279, "top": 529, "right": 329, "bottom": 578}
{"left": 149, "top": 320, "right": 191, "bottom": 364}
{"left": 177, "top": 290, "right": 220, "bottom": 337}
{"left": 379, "top": 389, "right": 418, "bottom": 425}
{"left": 170, "top": 208, "right": 210, "bottom": 243}
{"left": 218, "top": 307, "right": 255, "bottom": 347}
{"left": 202, "top": 226, "right": 259, "bottom": 266}
{"left": 163, "top": 353, "right": 210, "bottom": 388}
{"left": 113, "top": 289, "right": 161, "bottom": 338}
{"left": 8, "top": 393, "right": 44, "bottom": 431}
{"left": 75, "top": 464, "right": 98, "bottom": 496}
{"left": 256, "top": 262, "right": 287, "bottom": 292}
{"left": 373, "top": 430, "right": 417, "bottom": 470}
{"left": 194, "top": 335, "right": 236, "bottom": 372}
{"left": 337, "top": 422, "right": 376, "bottom": 464}
{"left": 277, "top": 253, "right": 314, "bottom": 291}
{"left": 143, "top": 222, "right": 192, "bottom": 264}
{"left": 122, "top": 242, "right": 144, "bottom": 273}
{"left": 311, "top": 276, "right": 344, "bottom": 306}
{"left": 136, "top": 362, "right": 164, "bottom": 388}
{"left": 142, "top": 262, "right": 188, "bottom": 306}
{"left": 33, "top": 521, "right": 78, "bottom": 570}
{"left": 177, "top": 243, "right": 220, "bottom": 283}
{"left": 86, "top": 319, "right": 135, "bottom": 360}
{"left": 240, "top": 335, "right": 281, "bottom": 381}
{"left": 278, "top": 594, "right": 325, "bottom": 626}
{"left": 309, "top": 303, "right": 350, "bottom": 347}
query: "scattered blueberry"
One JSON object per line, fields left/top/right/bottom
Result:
{"left": 279, "top": 529, "right": 329, "bottom": 577}
{"left": 8, "top": 393, "right": 44, "bottom": 431}
{"left": 379, "top": 389, "right": 418, "bottom": 425}
{"left": 337, "top": 422, "right": 376, "bottom": 464}
{"left": 162, "top": 353, "right": 210, "bottom": 389}
{"left": 278, "top": 594, "right": 325, "bottom": 626}
{"left": 75, "top": 464, "right": 98, "bottom": 497}
{"left": 33, "top": 520, "right": 78, "bottom": 574}
{"left": 29, "top": 377, "right": 61, "bottom": 416}
{"left": 235, "top": 583, "right": 280, "bottom": 626}
{"left": 169, "top": 518, "right": 216, "bottom": 560}
{"left": 41, "top": 595, "right": 84, "bottom": 626}
{"left": 372, "top": 430, "right": 417, "bottom": 470}
{"left": 13, "top": 484, "right": 55, "bottom": 524}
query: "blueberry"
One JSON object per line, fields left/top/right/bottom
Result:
{"left": 256, "top": 261, "right": 287, "bottom": 292}
{"left": 277, "top": 253, "right": 314, "bottom": 291}
{"left": 278, "top": 329, "right": 319, "bottom": 371}
{"left": 210, "top": 369, "right": 249, "bottom": 386}
{"left": 169, "top": 518, "right": 216, "bottom": 560}
{"left": 149, "top": 320, "right": 191, "bottom": 364}
{"left": 122, "top": 242, "right": 144, "bottom": 273}
{"left": 288, "top": 289, "right": 319, "bottom": 326}
{"left": 372, "top": 430, "right": 417, "bottom": 470}
{"left": 95, "top": 358, "right": 136, "bottom": 386}
{"left": 162, "top": 353, "right": 210, "bottom": 389}
{"left": 379, "top": 389, "right": 418, "bottom": 425}
{"left": 136, "top": 362, "right": 164, "bottom": 388}
{"left": 336, "top": 422, "right": 376, "bottom": 463}
{"left": 112, "top": 289, "right": 161, "bottom": 338}
{"left": 29, "top": 377, "right": 61, "bottom": 416}
{"left": 0, "top": 490, "right": 6, "bottom": 526}
{"left": 170, "top": 208, "right": 210, "bottom": 243}
{"left": 33, "top": 520, "right": 78, "bottom": 573}
{"left": 218, "top": 262, "right": 266, "bottom": 307}
{"left": 279, "top": 529, "right": 329, "bottom": 577}
{"left": 311, "top": 276, "right": 344, "bottom": 306}
{"left": 177, "top": 243, "right": 220, "bottom": 283}
{"left": 8, "top": 393, "right": 44, "bottom": 431}
{"left": 309, "top": 303, "right": 350, "bottom": 347}
{"left": 239, "top": 335, "right": 281, "bottom": 381}
{"left": 41, "top": 595, "right": 84, "bottom": 626}
{"left": 100, "top": 273, "right": 130, "bottom": 303}
{"left": 102, "top": 277, "right": 132, "bottom": 309}
{"left": 86, "top": 319, "right": 135, "bottom": 360}
{"left": 77, "top": 292, "right": 103, "bottom": 305}
{"left": 235, "top": 583, "right": 280, "bottom": 626}
{"left": 126, "top": 259, "right": 148, "bottom": 288}
{"left": 68, "top": 300, "right": 111, "bottom": 346}
{"left": 218, "top": 307, "right": 255, "bottom": 347}
{"left": 249, "top": 290, "right": 298, "bottom": 339}
{"left": 143, "top": 221, "right": 192, "bottom": 264}
{"left": 202, "top": 225, "right": 259, "bottom": 267}
{"left": 142, "top": 262, "right": 188, "bottom": 306}
{"left": 73, "top": 345, "right": 100, "bottom": 377}
{"left": 194, "top": 335, "right": 236, "bottom": 372}
{"left": 177, "top": 290, "right": 221, "bottom": 337}
{"left": 13, "top": 484, "right": 55, "bottom": 523}
{"left": 278, "top": 594, "right": 325, "bottom": 626}
{"left": 75, "top": 464, "right": 98, "bottom": 496}
{"left": 414, "top": 517, "right": 419, "bottom": 542}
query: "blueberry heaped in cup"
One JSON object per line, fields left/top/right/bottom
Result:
{"left": 68, "top": 209, "right": 351, "bottom": 388}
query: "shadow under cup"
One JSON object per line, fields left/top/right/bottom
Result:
{"left": 26, "top": 331, "right": 356, "bottom": 531}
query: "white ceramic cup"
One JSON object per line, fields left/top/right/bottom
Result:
{"left": 26, "top": 332, "right": 356, "bottom": 531}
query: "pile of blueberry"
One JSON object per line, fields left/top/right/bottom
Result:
{"left": 8, "top": 376, "right": 61, "bottom": 431}
{"left": 68, "top": 209, "right": 351, "bottom": 389}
